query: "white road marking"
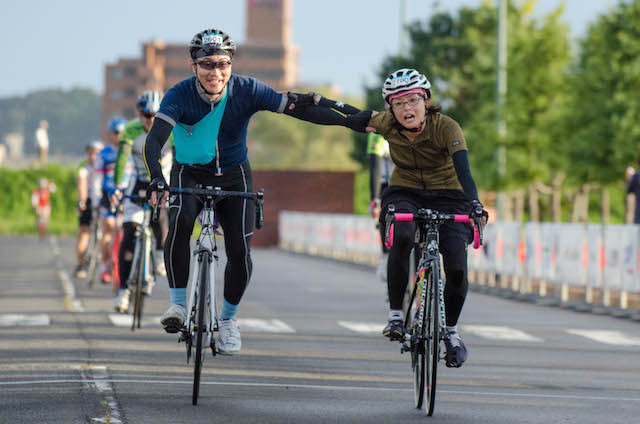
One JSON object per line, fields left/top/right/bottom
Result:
{"left": 108, "top": 314, "right": 161, "bottom": 328}
{"left": 0, "top": 314, "right": 50, "bottom": 327}
{"left": 79, "top": 365, "right": 124, "bottom": 424}
{"left": 338, "top": 321, "right": 385, "bottom": 334}
{"left": 1, "top": 379, "right": 640, "bottom": 403}
{"left": 463, "top": 325, "right": 543, "bottom": 342}
{"left": 567, "top": 329, "right": 640, "bottom": 346}
{"left": 237, "top": 319, "right": 295, "bottom": 333}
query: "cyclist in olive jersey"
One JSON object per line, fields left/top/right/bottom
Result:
{"left": 364, "top": 69, "right": 488, "bottom": 368}
{"left": 74, "top": 140, "right": 103, "bottom": 278}
{"left": 367, "top": 132, "right": 394, "bottom": 282}
{"left": 112, "top": 91, "right": 173, "bottom": 312}
{"left": 144, "top": 28, "right": 372, "bottom": 355}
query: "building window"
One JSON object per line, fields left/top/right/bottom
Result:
{"left": 124, "top": 108, "right": 136, "bottom": 119}
{"left": 124, "top": 87, "right": 136, "bottom": 97}
{"left": 124, "top": 66, "right": 137, "bottom": 77}
{"left": 111, "top": 69, "right": 123, "bottom": 80}
{"left": 110, "top": 91, "right": 122, "bottom": 100}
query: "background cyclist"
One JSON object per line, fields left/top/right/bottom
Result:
{"left": 367, "top": 132, "right": 394, "bottom": 282}
{"left": 92, "top": 117, "right": 127, "bottom": 284}
{"left": 74, "top": 140, "right": 103, "bottom": 278}
{"left": 112, "top": 91, "right": 173, "bottom": 313}
{"left": 366, "top": 69, "right": 487, "bottom": 368}
{"left": 144, "top": 28, "right": 371, "bottom": 355}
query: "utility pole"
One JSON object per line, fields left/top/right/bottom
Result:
{"left": 400, "top": 0, "right": 409, "bottom": 53}
{"left": 496, "top": 0, "right": 508, "bottom": 220}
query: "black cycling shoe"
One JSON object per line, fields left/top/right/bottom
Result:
{"left": 382, "top": 319, "right": 406, "bottom": 340}
{"left": 444, "top": 331, "right": 468, "bottom": 368}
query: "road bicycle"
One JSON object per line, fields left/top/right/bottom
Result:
{"left": 120, "top": 193, "right": 157, "bottom": 331}
{"left": 155, "top": 183, "right": 264, "bottom": 405}
{"left": 384, "top": 205, "right": 482, "bottom": 416}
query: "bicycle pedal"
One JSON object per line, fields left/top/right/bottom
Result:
{"left": 400, "top": 344, "right": 411, "bottom": 354}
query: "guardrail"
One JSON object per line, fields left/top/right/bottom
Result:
{"left": 279, "top": 211, "right": 640, "bottom": 314}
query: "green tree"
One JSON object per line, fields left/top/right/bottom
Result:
{"left": 0, "top": 88, "right": 101, "bottom": 156}
{"left": 358, "top": 0, "right": 572, "bottom": 191}
{"left": 565, "top": 0, "right": 640, "bottom": 185}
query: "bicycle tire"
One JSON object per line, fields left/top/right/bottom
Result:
{"left": 424, "top": 268, "right": 439, "bottom": 416}
{"left": 87, "top": 223, "right": 100, "bottom": 287}
{"left": 131, "top": 251, "right": 144, "bottom": 331}
{"left": 193, "top": 250, "right": 210, "bottom": 405}
{"left": 408, "top": 274, "right": 425, "bottom": 409}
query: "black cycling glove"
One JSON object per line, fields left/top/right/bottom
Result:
{"left": 146, "top": 177, "right": 167, "bottom": 203}
{"left": 469, "top": 199, "right": 489, "bottom": 221}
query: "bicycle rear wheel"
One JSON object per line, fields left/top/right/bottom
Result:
{"left": 424, "top": 269, "right": 439, "bottom": 416}
{"left": 192, "top": 250, "right": 210, "bottom": 405}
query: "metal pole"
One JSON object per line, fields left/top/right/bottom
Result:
{"left": 496, "top": 0, "right": 508, "bottom": 220}
{"left": 400, "top": 0, "right": 409, "bottom": 53}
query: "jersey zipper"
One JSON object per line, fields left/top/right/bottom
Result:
{"left": 213, "top": 102, "right": 223, "bottom": 176}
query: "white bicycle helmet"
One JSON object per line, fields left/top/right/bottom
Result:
{"left": 136, "top": 90, "right": 163, "bottom": 114}
{"left": 382, "top": 68, "right": 432, "bottom": 104}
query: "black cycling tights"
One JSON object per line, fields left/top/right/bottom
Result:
{"left": 118, "top": 211, "right": 167, "bottom": 289}
{"left": 165, "top": 163, "right": 254, "bottom": 306}
{"left": 385, "top": 201, "right": 470, "bottom": 327}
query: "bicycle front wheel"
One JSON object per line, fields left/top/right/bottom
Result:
{"left": 424, "top": 268, "right": 439, "bottom": 416}
{"left": 131, "top": 248, "right": 145, "bottom": 331}
{"left": 408, "top": 276, "right": 425, "bottom": 409}
{"left": 192, "top": 250, "right": 210, "bottom": 406}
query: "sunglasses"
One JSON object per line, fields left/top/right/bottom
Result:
{"left": 141, "top": 112, "right": 155, "bottom": 119}
{"left": 195, "top": 60, "right": 232, "bottom": 71}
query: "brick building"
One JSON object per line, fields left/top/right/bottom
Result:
{"left": 101, "top": 0, "right": 299, "bottom": 136}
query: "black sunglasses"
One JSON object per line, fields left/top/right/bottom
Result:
{"left": 195, "top": 60, "right": 232, "bottom": 71}
{"left": 141, "top": 112, "right": 155, "bottom": 119}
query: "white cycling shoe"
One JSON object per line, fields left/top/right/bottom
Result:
{"left": 217, "top": 319, "right": 241, "bottom": 355}
{"left": 113, "top": 288, "right": 130, "bottom": 313}
{"left": 160, "top": 304, "right": 187, "bottom": 333}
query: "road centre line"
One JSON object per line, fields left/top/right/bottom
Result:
{"left": 2, "top": 378, "right": 640, "bottom": 403}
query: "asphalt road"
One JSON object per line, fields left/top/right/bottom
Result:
{"left": 1, "top": 235, "right": 639, "bottom": 424}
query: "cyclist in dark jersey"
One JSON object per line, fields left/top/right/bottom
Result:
{"left": 144, "top": 28, "right": 372, "bottom": 355}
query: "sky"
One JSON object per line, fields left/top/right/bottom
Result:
{"left": 0, "top": 0, "right": 620, "bottom": 98}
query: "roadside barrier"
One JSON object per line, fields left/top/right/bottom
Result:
{"left": 279, "top": 211, "right": 640, "bottom": 314}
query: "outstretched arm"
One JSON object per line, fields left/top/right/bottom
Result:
{"left": 283, "top": 92, "right": 374, "bottom": 132}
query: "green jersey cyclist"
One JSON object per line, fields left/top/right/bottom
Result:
{"left": 144, "top": 28, "right": 372, "bottom": 355}
{"left": 112, "top": 90, "right": 174, "bottom": 312}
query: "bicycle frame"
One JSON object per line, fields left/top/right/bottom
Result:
{"left": 184, "top": 201, "right": 219, "bottom": 355}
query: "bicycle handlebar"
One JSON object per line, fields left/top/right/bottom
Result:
{"left": 152, "top": 184, "right": 265, "bottom": 229}
{"left": 384, "top": 205, "right": 482, "bottom": 250}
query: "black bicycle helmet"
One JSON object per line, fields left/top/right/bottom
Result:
{"left": 189, "top": 28, "right": 236, "bottom": 60}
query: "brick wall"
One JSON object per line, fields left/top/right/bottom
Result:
{"left": 252, "top": 170, "right": 354, "bottom": 247}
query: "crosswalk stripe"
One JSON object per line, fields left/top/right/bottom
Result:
{"left": 237, "top": 319, "right": 295, "bottom": 333}
{"left": 0, "top": 314, "right": 50, "bottom": 327}
{"left": 463, "top": 325, "right": 543, "bottom": 342}
{"left": 567, "top": 329, "right": 640, "bottom": 346}
{"left": 338, "top": 321, "right": 385, "bottom": 334}
{"left": 108, "top": 314, "right": 161, "bottom": 328}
